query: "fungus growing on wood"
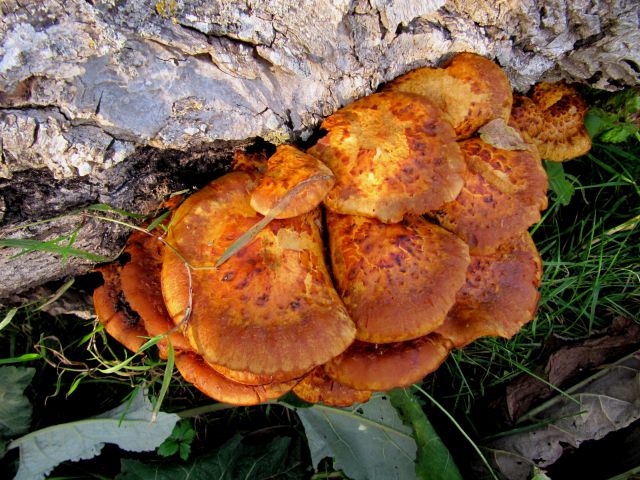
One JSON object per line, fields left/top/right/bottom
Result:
{"left": 436, "top": 233, "right": 543, "bottom": 348}
{"left": 325, "top": 335, "right": 452, "bottom": 391}
{"left": 433, "top": 138, "right": 548, "bottom": 254}
{"left": 327, "top": 211, "right": 470, "bottom": 343}
{"left": 385, "top": 52, "right": 513, "bottom": 139}
{"left": 308, "top": 91, "right": 465, "bottom": 223}
{"left": 92, "top": 53, "right": 561, "bottom": 407}
{"left": 509, "top": 82, "right": 592, "bottom": 161}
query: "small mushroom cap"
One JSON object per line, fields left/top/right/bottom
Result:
{"left": 325, "top": 335, "right": 452, "bottom": 391}
{"left": 250, "top": 145, "right": 336, "bottom": 219}
{"left": 309, "top": 91, "right": 465, "bottom": 223}
{"left": 328, "top": 212, "right": 470, "bottom": 343}
{"left": 162, "top": 171, "right": 355, "bottom": 377}
{"left": 118, "top": 231, "right": 191, "bottom": 357}
{"left": 433, "top": 138, "right": 548, "bottom": 254}
{"left": 93, "top": 264, "right": 148, "bottom": 352}
{"left": 293, "top": 366, "right": 372, "bottom": 407}
{"left": 436, "top": 233, "right": 542, "bottom": 348}
{"left": 510, "top": 82, "right": 591, "bottom": 162}
{"left": 385, "top": 52, "right": 513, "bottom": 139}
{"left": 175, "top": 352, "right": 298, "bottom": 406}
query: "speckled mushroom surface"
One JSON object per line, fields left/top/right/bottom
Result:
{"left": 328, "top": 212, "right": 470, "bottom": 343}
{"left": 308, "top": 91, "right": 465, "bottom": 223}
{"left": 385, "top": 52, "right": 513, "bottom": 139}
{"left": 161, "top": 171, "right": 355, "bottom": 378}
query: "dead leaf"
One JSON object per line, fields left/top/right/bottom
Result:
{"left": 488, "top": 351, "right": 640, "bottom": 480}
{"left": 479, "top": 119, "right": 530, "bottom": 151}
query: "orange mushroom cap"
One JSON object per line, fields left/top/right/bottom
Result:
{"left": 436, "top": 233, "right": 543, "bottom": 348}
{"left": 385, "top": 52, "right": 513, "bottom": 139}
{"left": 308, "top": 91, "right": 465, "bottom": 223}
{"left": 433, "top": 138, "right": 548, "bottom": 254}
{"left": 175, "top": 352, "right": 299, "bottom": 406}
{"left": 508, "top": 94, "right": 545, "bottom": 147}
{"left": 93, "top": 263, "right": 148, "bottom": 352}
{"left": 325, "top": 335, "right": 452, "bottom": 391}
{"left": 509, "top": 82, "right": 591, "bottom": 162}
{"left": 161, "top": 171, "right": 355, "bottom": 378}
{"left": 118, "top": 231, "right": 191, "bottom": 357}
{"left": 250, "top": 145, "right": 336, "bottom": 219}
{"left": 293, "top": 366, "right": 372, "bottom": 407}
{"left": 327, "top": 212, "right": 470, "bottom": 343}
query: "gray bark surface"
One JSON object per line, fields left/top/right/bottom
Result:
{"left": 1, "top": 0, "right": 639, "bottom": 300}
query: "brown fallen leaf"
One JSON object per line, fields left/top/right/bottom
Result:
{"left": 488, "top": 350, "right": 640, "bottom": 480}
{"left": 478, "top": 118, "right": 531, "bottom": 151}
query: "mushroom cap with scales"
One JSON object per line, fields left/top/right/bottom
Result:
{"left": 308, "top": 91, "right": 465, "bottom": 223}
{"left": 509, "top": 82, "right": 591, "bottom": 162}
{"left": 161, "top": 171, "right": 356, "bottom": 378}
{"left": 436, "top": 233, "right": 543, "bottom": 348}
{"left": 327, "top": 211, "right": 470, "bottom": 343}
{"left": 432, "top": 138, "right": 548, "bottom": 254}
{"left": 385, "top": 52, "right": 513, "bottom": 139}
{"left": 250, "top": 145, "right": 336, "bottom": 219}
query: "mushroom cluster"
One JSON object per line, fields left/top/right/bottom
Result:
{"left": 94, "top": 53, "right": 591, "bottom": 407}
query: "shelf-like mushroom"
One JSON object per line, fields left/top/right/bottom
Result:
{"left": 436, "top": 233, "right": 543, "bottom": 347}
{"left": 175, "top": 352, "right": 300, "bottom": 406}
{"left": 308, "top": 91, "right": 465, "bottom": 223}
{"left": 325, "top": 335, "right": 452, "bottom": 391}
{"left": 328, "top": 212, "right": 469, "bottom": 342}
{"left": 250, "top": 145, "right": 335, "bottom": 218}
{"left": 433, "top": 138, "right": 548, "bottom": 254}
{"left": 161, "top": 171, "right": 356, "bottom": 379}
{"left": 93, "top": 263, "right": 148, "bottom": 353}
{"left": 385, "top": 52, "right": 512, "bottom": 139}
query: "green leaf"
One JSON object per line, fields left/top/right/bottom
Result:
{"left": 156, "top": 419, "right": 195, "bottom": 460}
{"left": 0, "top": 238, "right": 111, "bottom": 263}
{"left": 545, "top": 161, "right": 575, "bottom": 206}
{"left": 296, "top": 394, "right": 417, "bottom": 480}
{"left": 388, "top": 388, "right": 463, "bottom": 480}
{"left": 9, "top": 389, "right": 179, "bottom": 480}
{"left": 0, "top": 367, "right": 35, "bottom": 440}
{"left": 117, "top": 434, "right": 305, "bottom": 479}
{"left": 600, "top": 124, "right": 637, "bottom": 144}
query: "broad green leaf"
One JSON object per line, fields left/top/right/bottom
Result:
{"left": 545, "top": 161, "right": 575, "bottom": 206}
{"left": 9, "top": 389, "right": 179, "bottom": 480}
{"left": 600, "top": 124, "right": 637, "bottom": 144}
{"left": 389, "top": 388, "right": 463, "bottom": 480}
{"left": 296, "top": 394, "right": 417, "bottom": 480}
{"left": 157, "top": 419, "right": 195, "bottom": 461}
{"left": 0, "top": 367, "right": 35, "bottom": 439}
{"left": 117, "top": 434, "right": 305, "bottom": 479}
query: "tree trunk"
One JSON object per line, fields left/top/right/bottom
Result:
{"left": 1, "top": 0, "right": 638, "bottom": 301}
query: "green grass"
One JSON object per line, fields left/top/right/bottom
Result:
{"left": 428, "top": 139, "right": 639, "bottom": 443}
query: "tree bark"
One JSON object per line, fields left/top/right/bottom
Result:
{"left": 1, "top": 0, "right": 638, "bottom": 300}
